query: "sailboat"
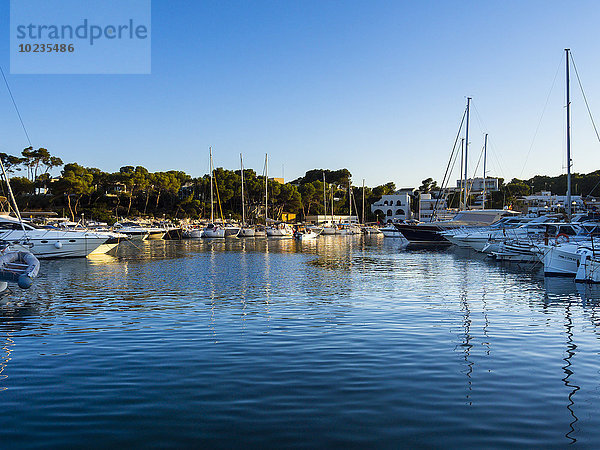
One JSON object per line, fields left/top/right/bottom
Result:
{"left": 239, "top": 154, "right": 255, "bottom": 237}
{"left": 393, "top": 97, "right": 515, "bottom": 243}
{"left": 338, "top": 182, "right": 361, "bottom": 235}
{"left": 321, "top": 175, "right": 337, "bottom": 235}
{"left": 264, "top": 154, "right": 293, "bottom": 238}
{"left": 201, "top": 147, "right": 225, "bottom": 238}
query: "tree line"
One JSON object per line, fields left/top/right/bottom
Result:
{"left": 0, "top": 148, "right": 399, "bottom": 224}
{"left": 3, "top": 147, "right": 598, "bottom": 224}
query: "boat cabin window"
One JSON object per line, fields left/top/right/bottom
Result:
{"left": 558, "top": 225, "right": 577, "bottom": 236}
{"left": 0, "top": 222, "right": 33, "bottom": 230}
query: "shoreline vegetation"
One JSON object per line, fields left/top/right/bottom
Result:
{"left": 1, "top": 147, "right": 599, "bottom": 224}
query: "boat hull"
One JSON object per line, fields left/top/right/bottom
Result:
{"left": 393, "top": 224, "right": 450, "bottom": 244}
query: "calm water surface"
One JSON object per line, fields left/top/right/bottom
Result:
{"left": 2, "top": 236, "right": 600, "bottom": 447}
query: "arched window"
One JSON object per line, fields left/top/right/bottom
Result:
{"left": 396, "top": 200, "right": 402, "bottom": 206}
{"left": 387, "top": 209, "right": 392, "bottom": 216}
{"left": 384, "top": 201, "right": 388, "bottom": 205}
{"left": 396, "top": 209, "right": 405, "bottom": 216}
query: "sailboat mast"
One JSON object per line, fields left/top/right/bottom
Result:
{"left": 348, "top": 182, "right": 352, "bottom": 220}
{"left": 323, "top": 172, "right": 327, "bottom": 219}
{"left": 240, "top": 153, "right": 245, "bottom": 225}
{"left": 482, "top": 133, "right": 488, "bottom": 210}
{"left": 265, "top": 153, "right": 268, "bottom": 225}
{"left": 459, "top": 138, "right": 464, "bottom": 209}
{"left": 362, "top": 179, "right": 365, "bottom": 224}
{"left": 463, "top": 97, "right": 471, "bottom": 209}
{"left": 331, "top": 184, "right": 334, "bottom": 224}
{"left": 210, "top": 146, "right": 214, "bottom": 223}
{"left": 565, "top": 48, "right": 572, "bottom": 220}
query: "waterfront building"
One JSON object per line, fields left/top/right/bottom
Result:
{"left": 521, "top": 191, "right": 584, "bottom": 214}
{"left": 305, "top": 215, "right": 358, "bottom": 225}
{"left": 455, "top": 177, "right": 500, "bottom": 208}
{"left": 419, "top": 193, "right": 453, "bottom": 221}
{"left": 371, "top": 189, "right": 413, "bottom": 223}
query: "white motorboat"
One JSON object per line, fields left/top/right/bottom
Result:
{"left": 337, "top": 223, "right": 361, "bottom": 235}
{"left": 492, "top": 239, "right": 542, "bottom": 263}
{"left": 239, "top": 227, "right": 256, "bottom": 237}
{"left": 266, "top": 223, "right": 294, "bottom": 238}
{"left": 183, "top": 227, "right": 203, "bottom": 238}
{"left": 224, "top": 225, "right": 241, "bottom": 238}
{"left": 540, "top": 240, "right": 595, "bottom": 277}
{"left": 380, "top": 224, "right": 404, "bottom": 238}
{"left": 146, "top": 226, "right": 167, "bottom": 240}
{"left": 113, "top": 222, "right": 150, "bottom": 241}
{"left": 320, "top": 226, "right": 338, "bottom": 235}
{"left": 293, "top": 227, "right": 321, "bottom": 240}
{"left": 575, "top": 248, "right": 600, "bottom": 283}
{"left": 0, "top": 215, "right": 113, "bottom": 258}
{"left": 362, "top": 226, "right": 382, "bottom": 235}
{"left": 201, "top": 223, "right": 225, "bottom": 238}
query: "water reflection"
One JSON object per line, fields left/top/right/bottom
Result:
{"left": 562, "top": 301, "right": 580, "bottom": 444}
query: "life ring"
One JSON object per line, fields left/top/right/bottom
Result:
{"left": 555, "top": 233, "right": 570, "bottom": 244}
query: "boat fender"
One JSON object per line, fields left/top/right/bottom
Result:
{"left": 54, "top": 241, "right": 62, "bottom": 249}
{"left": 17, "top": 274, "right": 33, "bottom": 289}
{"left": 555, "top": 233, "right": 570, "bottom": 244}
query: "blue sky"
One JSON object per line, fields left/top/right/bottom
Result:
{"left": 1, "top": 0, "right": 600, "bottom": 189}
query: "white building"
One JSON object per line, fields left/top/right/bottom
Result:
{"left": 456, "top": 177, "right": 500, "bottom": 192}
{"left": 522, "top": 191, "right": 584, "bottom": 214}
{"left": 419, "top": 193, "right": 452, "bottom": 221}
{"left": 371, "top": 189, "right": 412, "bottom": 223}
{"left": 305, "top": 215, "right": 358, "bottom": 225}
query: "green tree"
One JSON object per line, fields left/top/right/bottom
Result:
{"left": 54, "top": 163, "right": 94, "bottom": 220}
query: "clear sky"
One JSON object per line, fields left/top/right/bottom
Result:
{"left": 0, "top": 0, "right": 599, "bottom": 189}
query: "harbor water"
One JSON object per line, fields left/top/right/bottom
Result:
{"left": 2, "top": 236, "right": 600, "bottom": 447}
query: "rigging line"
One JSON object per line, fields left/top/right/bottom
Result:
{"left": 432, "top": 107, "right": 467, "bottom": 220}
{"left": 520, "top": 54, "right": 564, "bottom": 178}
{"left": 471, "top": 102, "right": 506, "bottom": 181}
{"left": 0, "top": 66, "right": 32, "bottom": 147}
{"left": 571, "top": 53, "right": 600, "bottom": 144}
{"left": 466, "top": 143, "right": 485, "bottom": 198}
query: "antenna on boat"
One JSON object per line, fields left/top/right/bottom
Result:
{"left": 565, "top": 48, "right": 572, "bottom": 221}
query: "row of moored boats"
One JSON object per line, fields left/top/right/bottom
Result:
{"left": 392, "top": 209, "right": 600, "bottom": 283}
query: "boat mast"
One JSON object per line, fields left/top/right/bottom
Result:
{"left": 265, "top": 153, "right": 268, "bottom": 225}
{"left": 459, "top": 138, "right": 464, "bottom": 209}
{"left": 565, "top": 48, "right": 572, "bottom": 220}
{"left": 362, "top": 179, "right": 365, "bottom": 224}
{"left": 482, "top": 133, "right": 488, "bottom": 210}
{"left": 331, "top": 183, "right": 334, "bottom": 224}
{"left": 210, "top": 146, "right": 214, "bottom": 223}
{"left": 348, "top": 182, "right": 352, "bottom": 221}
{"left": 240, "top": 153, "right": 245, "bottom": 225}
{"left": 323, "top": 172, "right": 327, "bottom": 219}
{"left": 463, "top": 97, "right": 471, "bottom": 209}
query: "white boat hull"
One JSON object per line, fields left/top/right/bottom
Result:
{"left": 239, "top": 228, "right": 256, "bottom": 237}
